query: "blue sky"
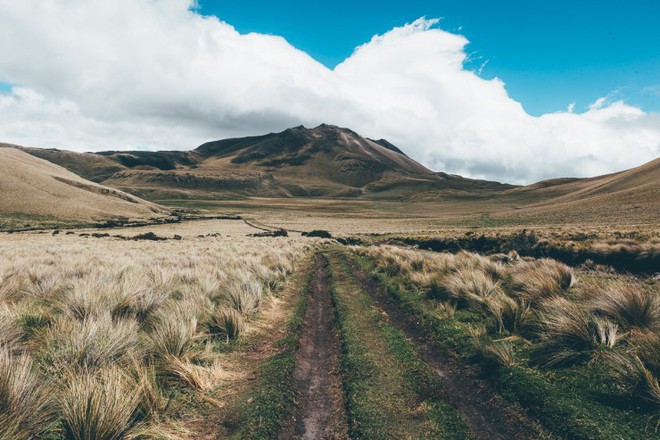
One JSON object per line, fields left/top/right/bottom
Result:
{"left": 199, "top": 0, "right": 660, "bottom": 116}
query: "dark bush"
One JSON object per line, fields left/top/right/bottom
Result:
{"left": 302, "top": 230, "right": 333, "bottom": 239}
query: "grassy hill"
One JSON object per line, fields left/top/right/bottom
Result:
{"left": 0, "top": 144, "right": 168, "bottom": 229}
{"left": 493, "top": 157, "right": 660, "bottom": 224}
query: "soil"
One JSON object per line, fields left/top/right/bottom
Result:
{"left": 280, "top": 253, "right": 349, "bottom": 439}
{"left": 338, "top": 252, "right": 550, "bottom": 440}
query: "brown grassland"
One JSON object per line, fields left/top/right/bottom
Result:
{"left": 0, "top": 220, "right": 317, "bottom": 439}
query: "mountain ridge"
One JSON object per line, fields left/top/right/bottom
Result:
{"left": 18, "top": 124, "right": 515, "bottom": 200}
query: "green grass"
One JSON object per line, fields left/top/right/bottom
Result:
{"left": 348, "top": 252, "right": 659, "bottom": 440}
{"left": 236, "top": 256, "right": 313, "bottom": 439}
{"left": 327, "top": 251, "right": 473, "bottom": 439}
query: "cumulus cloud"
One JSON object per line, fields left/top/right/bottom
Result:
{"left": 0, "top": 0, "right": 658, "bottom": 183}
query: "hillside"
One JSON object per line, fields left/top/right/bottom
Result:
{"left": 0, "top": 144, "right": 167, "bottom": 228}
{"left": 494, "top": 157, "right": 660, "bottom": 223}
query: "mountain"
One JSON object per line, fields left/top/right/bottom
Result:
{"left": 20, "top": 125, "right": 515, "bottom": 200}
{"left": 0, "top": 144, "right": 167, "bottom": 228}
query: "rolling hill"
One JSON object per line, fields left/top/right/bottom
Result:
{"left": 0, "top": 144, "right": 168, "bottom": 228}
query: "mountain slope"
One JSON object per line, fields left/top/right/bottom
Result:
{"left": 101, "top": 124, "right": 514, "bottom": 199}
{"left": 17, "top": 146, "right": 128, "bottom": 182}
{"left": 0, "top": 145, "right": 166, "bottom": 227}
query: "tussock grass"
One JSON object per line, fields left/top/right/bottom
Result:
{"left": 60, "top": 368, "right": 143, "bottom": 440}
{"left": 355, "top": 248, "right": 658, "bottom": 438}
{"left": 0, "top": 231, "right": 310, "bottom": 437}
{"left": 530, "top": 297, "right": 619, "bottom": 367}
{"left": 0, "top": 305, "right": 24, "bottom": 348}
{"left": 208, "top": 307, "right": 244, "bottom": 342}
{"left": 0, "top": 347, "right": 55, "bottom": 439}
{"left": 147, "top": 308, "right": 198, "bottom": 359}
{"left": 475, "top": 340, "right": 516, "bottom": 371}
{"left": 0, "top": 275, "right": 24, "bottom": 304}
{"left": 443, "top": 267, "right": 502, "bottom": 305}
{"left": 506, "top": 259, "right": 576, "bottom": 303}
{"left": 224, "top": 278, "right": 263, "bottom": 316}
{"left": 38, "top": 314, "right": 141, "bottom": 373}
{"left": 606, "top": 353, "right": 660, "bottom": 405}
{"left": 592, "top": 282, "right": 659, "bottom": 332}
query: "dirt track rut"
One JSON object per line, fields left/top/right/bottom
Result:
{"left": 280, "top": 254, "right": 348, "bottom": 440}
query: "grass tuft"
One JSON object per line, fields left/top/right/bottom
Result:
{"left": 0, "top": 347, "right": 56, "bottom": 439}
{"left": 208, "top": 307, "right": 244, "bottom": 342}
{"left": 592, "top": 283, "right": 659, "bottom": 332}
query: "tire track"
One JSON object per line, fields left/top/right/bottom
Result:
{"left": 280, "top": 253, "right": 348, "bottom": 440}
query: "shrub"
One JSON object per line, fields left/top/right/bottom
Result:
{"left": 301, "top": 230, "right": 332, "bottom": 239}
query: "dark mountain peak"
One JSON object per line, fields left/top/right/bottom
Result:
{"left": 312, "top": 123, "right": 361, "bottom": 137}
{"left": 197, "top": 124, "right": 372, "bottom": 160}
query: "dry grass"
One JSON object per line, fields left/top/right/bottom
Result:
{"left": 0, "top": 226, "right": 313, "bottom": 437}
{"left": 592, "top": 282, "right": 660, "bottom": 332}
{"left": 506, "top": 259, "right": 576, "bottom": 303}
{"left": 0, "top": 347, "right": 56, "bottom": 439}
{"left": 207, "top": 308, "right": 244, "bottom": 342}
{"left": 530, "top": 297, "right": 619, "bottom": 367}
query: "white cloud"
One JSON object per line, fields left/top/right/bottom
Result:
{"left": 0, "top": 0, "right": 658, "bottom": 184}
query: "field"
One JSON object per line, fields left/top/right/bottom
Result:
{"left": 0, "top": 215, "right": 657, "bottom": 439}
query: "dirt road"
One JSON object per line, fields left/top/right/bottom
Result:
{"left": 280, "top": 254, "right": 348, "bottom": 440}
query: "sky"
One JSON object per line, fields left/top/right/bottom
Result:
{"left": 0, "top": 0, "right": 658, "bottom": 184}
